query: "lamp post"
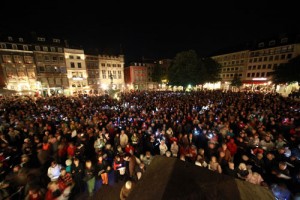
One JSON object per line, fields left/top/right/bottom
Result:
{"left": 109, "top": 73, "right": 113, "bottom": 90}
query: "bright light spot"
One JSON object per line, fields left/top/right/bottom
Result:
{"left": 102, "top": 84, "right": 108, "bottom": 90}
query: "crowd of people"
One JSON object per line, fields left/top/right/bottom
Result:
{"left": 0, "top": 90, "right": 299, "bottom": 200}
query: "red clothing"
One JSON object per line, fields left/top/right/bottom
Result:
{"left": 226, "top": 139, "right": 237, "bottom": 156}
{"left": 125, "top": 145, "right": 134, "bottom": 155}
{"left": 67, "top": 145, "right": 76, "bottom": 157}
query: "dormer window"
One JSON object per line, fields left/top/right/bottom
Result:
{"left": 281, "top": 38, "right": 288, "bottom": 44}
{"left": 8, "top": 36, "right": 13, "bottom": 41}
{"left": 53, "top": 39, "right": 60, "bottom": 43}
{"left": 258, "top": 42, "right": 264, "bottom": 48}
{"left": 37, "top": 37, "right": 45, "bottom": 42}
{"left": 19, "top": 38, "right": 24, "bottom": 42}
{"left": 269, "top": 40, "right": 275, "bottom": 46}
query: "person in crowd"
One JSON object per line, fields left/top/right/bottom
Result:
{"left": 47, "top": 161, "right": 62, "bottom": 182}
{"left": 120, "top": 180, "right": 134, "bottom": 200}
{"left": 83, "top": 160, "right": 96, "bottom": 197}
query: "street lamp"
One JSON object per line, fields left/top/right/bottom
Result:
{"left": 109, "top": 73, "right": 113, "bottom": 90}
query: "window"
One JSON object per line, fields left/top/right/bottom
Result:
{"left": 51, "top": 47, "right": 56, "bottom": 52}
{"left": 43, "top": 46, "right": 48, "bottom": 51}
{"left": 253, "top": 58, "right": 257, "bottom": 62}
{"left": 13, "top": 55, "right": 23, "bottom": 63}
{"left": 0, "top": 43, "right": 6, "bottom": 49}
{"left": 12, "top": 44, "right": 18, "bottom": 50}
{"left": 38, "top": 66, "right": 45, "bottom": 72}
{"left": 256, "top": 72, "right": 259, "bottom": 77}
{"left": 59, "top": 56, "right": 64, "bottom": 61}
{"left": 264, "top": 57, "right": 268, "bottom": 61}
{"left": 269, "top": 56, "right": 273, "bottom": 61}
{"left": 77, "top": 63, "right": 82, "bottom": 68}
{"left": 101, "top": 63, "right": 105, "bottom": 67}
{"left": 253, "top": 65, "right": 256, "bottom": 70}
{"left": 44, "top": 56, "right": 50, "bottom": 61}
{"left": 24, "top": 56, "right": 33, "bottom": 64}
{"left": 72, "top": 72, "right": 77, "bottom": 78}
{"left": 235, "top": 67, "right": 238, "bottom": 70}
{"left": 8, "top": 36, "right": 13, "bottom": 41}
{"left": 257, "top": 65, "right": 261, "bottom": 70}
{"left": 23, "top": 45, "right": 28, "bottom": 51}
{"left": 102, "top": 70, "right": 106, "bottom": 79}
{"left": 266, "top": 72, "right": 272, "bottom": 77}
{"left": 107, "top": 64, "right": 111, "bottom": 67}
{"left": 239, "top": 74, "right": 242, "bottom": 77}
{"left": 118, "top": 64, "right": 121, "bottom": 67}
{"left": 113, "top": 71, "right": 116, "bottom": 79}
{"left": 53, "top": 39, "right": 60, "bottom": 43}
{"left": 37, "top": 37, "right": 45, "bottom": 42}
{"left": 258, "top": 42, "right": 264, "bottom": 48}
{"left": 269, "top": 40, "right": 275, "bottom": 46}
{"left": 69, "top": 55, "right": 74, "bottom": 59}
{"left": 275, "top": 55, "right": 279, "bottom": 60}
{"left": 252, "top": 73, "right": 255, "bottom": 77}
{"left": 19, "top": 38, "right": 23, "bottom": 42}
{"left": 70, "top": 62, "right": 75, "bottom": 68}
{"left": 281, "top": 38, "right": 288, "bottom": 43}
{"left": 58, "top": 48, "right": 63, "bottom": 53}
{"left": 53, "top": 56, "right": 57, "bottom": 61}
{"left": 261, "top": 72, "right": 265, "bottom": 77}
{"left": 281, "top": 54, "right": 286, "bottom": 60}
{"left": 258, "top": 57, "right": 262, "bottom": 62}
{"left": 35, "top": 46, "right": 41, "bottom": 51}
{"left": 112, "top": 64, "right": 116, "bottom": 67}
{"left": 267, "top": 64, "right": 272, "bottom": 69}
{"left": 262, "top": 64, "right": 266, "bottom": 69}
{"left": 118, "top": 71, "right": 121, "bottom": 79}
{"left": 76, "top": 56, "right": 81, "bottom": 59}
{"left": 2, "top": 55, "right": 12, "bottom": 63}
{"left": 287, "top": 54, "right": 292, "bottom": 59}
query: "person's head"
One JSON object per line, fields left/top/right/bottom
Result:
{"left": 51, "top": 161, "right": 57, "bottom": 167}
{"left": 65, "top": 159, "right": 72, "bottom": 166}
{"left": 279, "top": 162, "right": 287, "bottom": 170}
{"left": 98, "top": 155, "right": 103, "bottom": 162}
{"left": 60, "top": 168, "right": 66, "bottom": 176}
{"left": 228, "top": 161, "right": 234, "bottom": 169}
{"left": 85, "top": 160, "right": 92, "bottom": 168}
{"left": 125, "top": 180, "right": 132, "bottom": 190}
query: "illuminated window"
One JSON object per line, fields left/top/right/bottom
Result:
{"left": 43, "top": 46, "right": 48, "bottom": 51}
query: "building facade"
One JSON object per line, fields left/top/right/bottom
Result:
{"left": 0, "top": 35, "right": 38, "bottom": 95}
{"left": 124, "top": 63, "right": 148, "bottom": 90}
{"left": 212, "top": 34, "right": 300, "bottom": 91}
{"left": 85, "top": 54, "right": 100, "bottom": 94}
{"left": 64, "top": 48, "right": 87, "bottom": 95}
{"left": 99, "top": 55, "right": 125, "bottom": 91}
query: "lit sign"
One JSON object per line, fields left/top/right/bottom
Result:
{"left": 252, "top": 78, "right": 267, "bottom": 81}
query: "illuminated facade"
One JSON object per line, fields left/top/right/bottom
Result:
{"left": 0, "top": 36, "right": 36, "bottom": 94}
{"left": 33, "top": 36, "right": 67, "bottom": 96}
{"left": 124, "top": 63, "right": 148, "bottom": 90}
{"left": 64, "top": 48, "right": 87, "bottom": 95}
{"left": 99, "top": 55, "right": 125, "bottom": 91}
{"left": 212, "top": 34, "right": 300, "bottom": 90}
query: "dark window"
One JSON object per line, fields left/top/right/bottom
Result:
{"left": 71, "top": 62, "right": 75, "bottom": 68}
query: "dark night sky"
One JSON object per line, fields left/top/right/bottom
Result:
{"left": 1, "top": 1, "right": 299, "bottom": 63}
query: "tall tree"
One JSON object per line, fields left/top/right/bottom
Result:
{"left": 272, "top": 55, "right": 300, "bottom": 84}
{"left": 202, "top": 57, "right": 222, "bottom": 83}
{"left": 168, "top": 50, "right": 200, "bottom": 86}
{"left": 231, "top": 73, "right": 243, "bottom": 90}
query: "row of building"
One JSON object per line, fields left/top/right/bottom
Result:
{"left": 0, "top": 32, "right": 299, "bottom": 96}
